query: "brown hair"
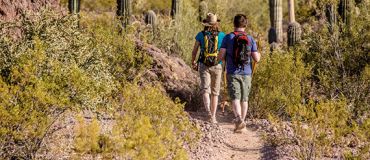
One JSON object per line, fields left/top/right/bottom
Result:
{"left": 233, "top": 14, "right": 248, "bottom": 28}
{"left": 203, "top": 23, "right": 220, "bottom": 35}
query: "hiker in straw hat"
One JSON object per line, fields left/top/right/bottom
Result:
{"left": 191, "top": 13, "right": 226, "bottom": 123}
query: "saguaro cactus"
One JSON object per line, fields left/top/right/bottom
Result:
{"left": 145, "top": 10, "right": 157, "bottom": 26}
{"left": 171, "top": 0, "right": 180, "bottom": 18}
{"left": 68, "top": 0, "right": 80, "bottom": 14}
{"left": 287, "top": 0, "right": 301, "bottom": 47}
{"left": 339, "top": 0, "right": 351, "bottom": 25}
{"left": 269, "top": 0, "right": 283, "bottom": 43}
{"left": 268, "top": 28, "right": 277, "bottom": 44}
{"left": 199, "top": 0, "right": 208, "bottom": 22}
{"left": 145, "top": 10, "right": 157, "bottom": 33}
{"left": 117, "top": 0, "right": 131, "bottom": 28}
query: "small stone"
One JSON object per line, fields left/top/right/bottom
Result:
{"left": 301, "top": 124, "right": 309, "bottom": 130}
{"left": 270, "top": 126, "right": 278, "bottom": 132}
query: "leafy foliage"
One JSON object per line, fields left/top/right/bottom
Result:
{"left": 249, "top": 51, "right": 310, "bottom": 119}
{"left": 0, "top": 9, "right": 198, "bottom": 159}
{"left": 250, "top": 1, "right": 369, "bottom": 158}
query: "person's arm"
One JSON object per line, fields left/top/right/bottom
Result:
{"left": 191, "top": 41, "right": 200, "bottom": 69}
{"left": 251, "top": 52, "right": 261, "bottom": 62}
{"left": 218, "top": 48, "right": 226, "bottom": 63}
{"left": 251, "top": 37, "right": 261, "bottom": 62}
{"left": 218, "top": 34, "right": 228, "bottom": 63}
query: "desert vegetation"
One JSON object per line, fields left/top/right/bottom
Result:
{"left": 0, "top": 0, "right": 369, "bottom": 159}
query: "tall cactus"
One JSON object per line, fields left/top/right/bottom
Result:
{"left": 145, "top": 10, "right": 157, "bottom": 34}
{"left": 339, "top": 0, "right": 351, "bottom": 25}
{"left": 68, "top": 0, "right": 80, "bottom": 14}
{"left": 325, "top": 4, "right": 337, "bottom": 32}
{"left": 117, "top": 0, "right": 131, "bottom": 28}
{"left": 199, "top": 0, "right": 208, "bottom": 22}
{"left": 269, "top": 0, "right": 283, "bottom": 43}
{"left": 287, "top": 0, "right": 301, "bottom": 47}
{"left": 268, "top": 28, "right": 277, "bottom": 44}
{"left": 171, "top": 0, "right": 180, "bottom": 18}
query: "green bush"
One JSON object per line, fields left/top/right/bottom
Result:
{"left": 249, "top": 50, "right": 310, "bottom": 119}
{"left": 255, "top": 2, "right": 369, "bottom": 158}
{"left": 0, "top": 11, "right": 115, "bottom": 158}
{"left": 73, "top": 84, "right": 199, "bottom": 159}
{"left": 0, "top": 9, "right": 198, "bottom": 159}
{"left": 110, "top": 84, "right": 198, "bottom": 159}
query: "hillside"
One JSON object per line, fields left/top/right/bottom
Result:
{"left": 1, "top": 0, "right": 369, "bottom": 159}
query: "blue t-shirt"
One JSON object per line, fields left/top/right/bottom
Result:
{"left": 195, "top": 31, "right": 226, "bottom": 63}
{"left": 221, "top": 32, "right": 258, "bottom": 75}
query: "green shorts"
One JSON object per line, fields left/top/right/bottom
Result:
{"left": 227, "top": 74, "right": 252, "bottom": 102}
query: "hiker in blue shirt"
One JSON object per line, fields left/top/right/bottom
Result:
{"left": 218, "top": 14, "right": 261, "bottom": 133}
{"left": 191, "top": 13, "right": 226, "bottom": 123}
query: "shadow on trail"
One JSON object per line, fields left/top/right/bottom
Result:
{"left": 224, "top": 141, "right": 260, "bottom": 152}
{"left": 260, "top": 145, "right": 279, "bottom": 160}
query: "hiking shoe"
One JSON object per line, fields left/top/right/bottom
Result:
{"left": 206, "top": 113, "right": 212, "bottom": 122}
{"left": 234, "top": 118, "right": 246, "bottom": 133}
{"left": 211, "top": 116, "right": 218, "bottom": 124}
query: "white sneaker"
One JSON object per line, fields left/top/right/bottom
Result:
{"left": 211, "top": 116, "right": 218, "bottom": 124}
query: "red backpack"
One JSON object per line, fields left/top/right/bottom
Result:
{"left": 232, "top": 32, "right": 252, "bottom": 68}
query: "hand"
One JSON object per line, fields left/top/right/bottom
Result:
{"left": 192, "top": 61, "right": 198, "bottom": 71}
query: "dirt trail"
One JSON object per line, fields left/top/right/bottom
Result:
{"left": 189, "top": 111, "right": 277, "bottom": 160}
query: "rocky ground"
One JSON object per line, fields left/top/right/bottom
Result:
{"left": 188, "top": 110, "right": 283, "bottom": 160}
{"left": 0, "top": 0, "right": 61, "bottom": 21}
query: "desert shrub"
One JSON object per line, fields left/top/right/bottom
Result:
{"left": 1, "top": 9, "right": 198, "bottom": 159}
{"left": 135, "top": 0, "right": 172, "bottom": 13}
{"left": 249, "top": 50, "right": 310, "bottom": 119}
{"left": 73, "top": 84, "right": 199, "bottom": 159}
{"left": 301, "top": 1, "right": 370, "bottom": 120}
{"left": 258, "top": 2, "right": 369, "bottom": 158}
{"left": 206, "top": 0, "right": 270, "bottom": 34}
{"left": 60, "top": 0, "right": 115, "bottom": 12}
{"left": 265, "top": 99, "right": 369, "bottom": 159}
{"left": 60, "top": 0, "right": 171, "bottom": 14}
{"left": 110, "top": 84, "right": 199, "bottom": 159}
{"left": 0, "top": 11, "right": 116, "bottom": 158}
{"left": 74, "top": 115, "right": 101, "bottom": 155}
{"left": 78, "top": 12, "right": 152, "bottom": 83}
{"left": 148, "top": 0, "right": 201, "bottom": 63}
{"left": 292, "top": 99, "right": 369, "bottom": 159}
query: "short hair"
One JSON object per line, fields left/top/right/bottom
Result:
{"left": 233, "top": 14, "right": 248, "bottom": 28}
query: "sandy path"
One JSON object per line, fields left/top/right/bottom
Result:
{"left": 189, "top": 111, "right": 277, "bottom": 160}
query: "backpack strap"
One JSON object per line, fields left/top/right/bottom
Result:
{"left": 203, "top": 31, "right": 209, "bottom": 54}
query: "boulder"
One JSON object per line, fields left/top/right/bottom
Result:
{"left": 136, "top": 40, "right": 202, "bottom": 111}
{"left": 0, "top": 0, "right": 61, "bottom": 22}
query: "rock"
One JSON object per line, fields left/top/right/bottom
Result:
{"left": 135, "top": 40, "right": 202, "bottom": 111}
{"left": 301, "top": 124, "right": 309, "bottom": 130}
{"left": 0, "top": 0, "right": 62, "bottom": 22}
{"left": 270, "top": 126, "right": 278, "bottom": 132}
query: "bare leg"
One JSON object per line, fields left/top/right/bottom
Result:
{"left": 241, "top": 101, "right": 249, "bottom": 122}
{"left": 210, "top": 95, "right": 219, "bottom": 119}
{"left": 232, "top": 99, "right": 242, "bottom": 119}
{"left": 232, "top": 103, "right": 238, "bottom": 118}
{"left": 203, "top": 93, "right": 211, "bottom": 114}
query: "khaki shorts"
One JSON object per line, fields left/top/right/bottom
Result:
{"left": 199, "top": 63, "right": 222, "bottom": 96}
{"left": 227, "top": 74, "right": 252, "bottom": 102}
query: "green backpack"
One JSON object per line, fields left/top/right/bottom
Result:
{"left": 202, "top": 31, "right": 219, "bottom": 66}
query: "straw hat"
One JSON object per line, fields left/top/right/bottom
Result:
{"left": 202, "top": 13, "right": 221, "bottom": 26}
